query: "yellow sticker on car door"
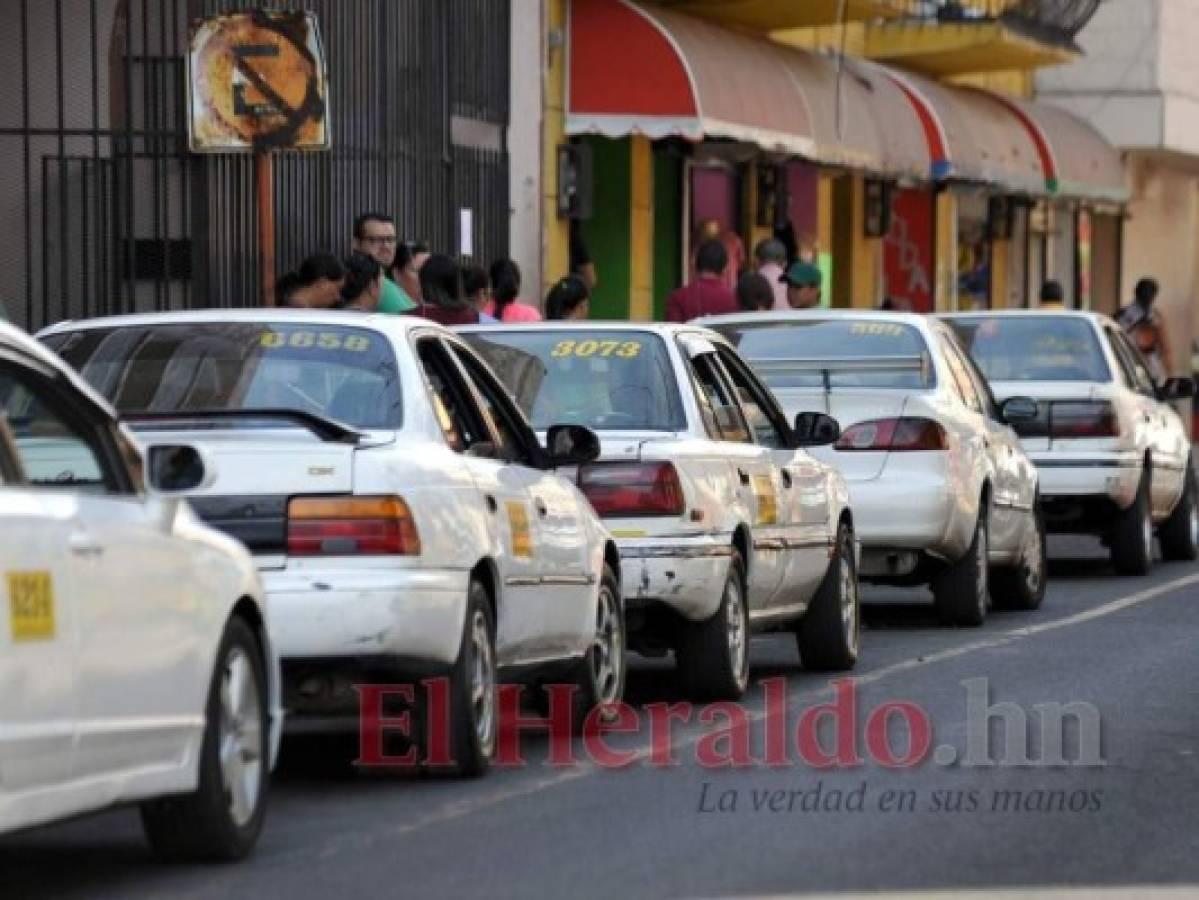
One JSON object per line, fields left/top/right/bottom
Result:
{"left": 506, "top": 502, "right": 533, "bottom": 560}
{"left": 7, "top": 571, "right": 55, "bottom": 642}
{"left": 752, "top": 475, "right": 778, "bottom": 526}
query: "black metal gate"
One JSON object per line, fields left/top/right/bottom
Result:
{"left": 0, "top": 0, "right": 511, "bottom": 331}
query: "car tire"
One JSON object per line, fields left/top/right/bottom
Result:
{"left": 1111, "top": 470, "right": 1154, "bottom": 575}
{"left": 445, "top": 580, "right": 498, "bottom": 777}
{"left": 933, "top": 508, "right": 989, "bottom": 627}
{"left": 796, "top": 522, "right": 860, "bottom": 672}
{"left": 991, "top": 501, "right": 1047, "bottom": 611}
{"left": 140, "top": 616, "right": 269, "bottom": 862}
{"left": 1159, "top": 465, "right": 1198, "bottom": 562}
{"left": 568, "top": 564, "right": 627, "bottom": 732}
{"left": 677, "top": 549, "right": 749, "bottom": 701}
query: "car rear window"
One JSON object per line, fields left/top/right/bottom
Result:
{"left": 41, "top": 322, "right": 402, "bottom": 430}
{"left": 708, "top": 319, "right": 934, "bottom": 389}
{"left": 463, "top": 330, "right": 686, "bottom": 432}
{"left": 946, "top": 316, "right": 1111, "bottom": 383}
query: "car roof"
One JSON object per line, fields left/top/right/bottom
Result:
{"left": 0, "top": 320, "right": 121, "bottom": 418}
{"left": 697, "top": 309, "right": 933, "bottom": 328}
{"left": 459, "top": 321, "right": 706, "bottom": 337}
{"left": 36, "top": 308, "right": 454, "bottom": 338}
{"left": 941, "top": 309, "right": 1113, "bottom": 326}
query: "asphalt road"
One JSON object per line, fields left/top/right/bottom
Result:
{"left": 4, "top": 535, "right": 1199, "bottom": 899}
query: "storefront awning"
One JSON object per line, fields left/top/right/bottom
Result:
{"left": 567, "top": 0, "right": 928, "bottom": 176}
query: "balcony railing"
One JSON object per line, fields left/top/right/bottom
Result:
{"left": 890, "top": 0, "right": 1101, "bottom": 47}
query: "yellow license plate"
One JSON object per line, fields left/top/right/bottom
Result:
{"left": 7, "top": 571, "right": 55, "bottom": 642}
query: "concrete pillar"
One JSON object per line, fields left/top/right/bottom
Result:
{"left": 629, "top": 135, "right": 654, "bottom": 321}
{"left": 935, "top": 190, "right": 958, "bottom": 312}
{"left": 509, "top": 0, "right": 543, "bottom": 301}
{"left": 541, "top": 0, "right": 570, "bottom": 295}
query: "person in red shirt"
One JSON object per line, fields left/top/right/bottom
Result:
{"left": 666, "top": 240, "right": 740, "bottom": 323}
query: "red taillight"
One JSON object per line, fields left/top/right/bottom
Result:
{"left": 835, "top": 417, "right": 948, "bottom": 452}
{"left": 1049, "top": 401, "right": 1119, "bottom": 439}
{"left": 578, "top": 462, "right": 685, "bottom": 517}
{"left": 287, "top": 496, "right": 421, "bottom": 556}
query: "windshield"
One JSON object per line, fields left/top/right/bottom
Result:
{"left": 463, "top": 330, "right": 686, "bottom": 432}
{"left": 709, "top": 319, "right": 935, "bottom": 390}
{"left": 946, "top": 316, "right": 1112, "bottom": 383}
{"left": 41, "top": 322, "right": 402, "bottom": 430}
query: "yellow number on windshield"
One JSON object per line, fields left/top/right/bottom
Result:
{"left": 550, "top": 338, "right": 643, "bottom": 359}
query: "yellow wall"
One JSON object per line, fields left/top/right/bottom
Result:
{"left": 629, "top": 136, "right": 654, "bottom": 321}
{"left": 773, "top": 22, "right": 866, "bottom": 55}
{"left": 542, "top": 0, "right": 569, "bottom": 292}
{"left": 949, "top": 69, "right": 1033, "bottom": 99}
{"left": 935, "top": 191, "right": 958, "bottom": 311}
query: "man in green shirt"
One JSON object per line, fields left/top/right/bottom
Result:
{"left": 352, "top": 212, "right": 415, "bottom": 313}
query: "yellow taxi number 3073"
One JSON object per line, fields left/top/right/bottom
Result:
{"left": 550, "top": 340, "right": 641, "bottom": 359}
{"left": 7, "top": 571, "right": 55, "bottom": 642}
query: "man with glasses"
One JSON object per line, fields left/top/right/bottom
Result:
{"left": 351, "top": 212, "right": 415, "bottom": 314}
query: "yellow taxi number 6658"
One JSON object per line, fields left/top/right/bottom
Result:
{"left": 7, "top": 571, "right": 55, "bottom": 642}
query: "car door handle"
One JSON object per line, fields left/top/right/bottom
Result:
{"left": 68, "top": 532, "right": 104, "bottom": 557}
{"left": 737, "top": 468, "right": 751, "bottom": 486}
{"left": 534, "top": 498, "right": 548, "bottom": 518}
{"left": 781, "top": 470, "right": 793, "bottom": 489}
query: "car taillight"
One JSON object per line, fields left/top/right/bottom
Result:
{"left": 577, "top": 462, "right": 685, "bottom": 517}
{"left": 287, "top": 496, "right": 421, "bottom": 556}
{"left": 835, "top": 417, "right": 948, "bottom": 452}
{"left": 1049, "top": 401, "right": 1119, "bottom": 439}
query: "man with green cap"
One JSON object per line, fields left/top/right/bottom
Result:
{"left": 780, "top": 261, "right": 823, "bottom": 310}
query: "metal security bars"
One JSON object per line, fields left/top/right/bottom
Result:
{"left": 0, "top": 0, "right": 511, "bottom": 331}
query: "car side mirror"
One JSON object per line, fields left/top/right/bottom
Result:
{"left": 792, "top": 412, "right": 841, "bottom": 447}
{"left": 545, "top": 424, "right": 601, "bottom": 466}
{"left": 1000, "top": 396, "right": 1039, "bottom": 424}
{"left": 1157, "top": 376, "right": 1196, "bottom": 401}
{"left": 146, "top": 443, "right": 216, "bottom": 495}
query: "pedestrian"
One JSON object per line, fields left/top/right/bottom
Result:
{"left": 284, "top": 253, "right": 345, "bottom": 309}
{"left": 486, "top": 258, "right": 542, "bottom": 322}
{"left": 413, "top": 254, "right": 479, "bottom": 326}
{"left": 275, "top": 270, "right": 303, "bottom": 307}
{"left": 1039, "top": 279, "right": 1065, "bottom": 310}
{"left": 351, "top": 212, "right": 415, "bottom": 313}
{"left": 735, "top": 272, "right": 775, "bottom": 312}
{"left": 666, "top": 239, "right": 739, "bottom": 322}
{"left": 391, "top": 239, "right": 430, "bottom": 308}
{"left": 780, "top": 261, "right": 823, "bottom": 309}
{"left": 691, "top": 219, "right": 744, "bottom": 290}
{"left": 545, "top": 274, "right": 591, "bottom": 321}
{"left": 463, "top": 264, "right": 499, "bottom": 323}
{"left": 754, "top": 238, "right": 790, "bottom": 310}
{"left": 335, "top": 253, "right": 383, "bottom": 312}
{"left": 1117, "top": 277, "right": 1174, "bottom": 378}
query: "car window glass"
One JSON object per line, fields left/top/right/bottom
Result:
{"left": 0, "top": 368, "right": 116, "bottom": 492}
{"left": 0, "top": 416, "right": 19, "bottom": 484}
{"left": 1112, "top": 331, "right": 1157, "bottom": 396}
{"left": 449, "top": 343, "right": 534, "bottom": 465}
{"left": 946, "top": 315, "right": 1111, "bottom": 383}
{"left": 943, "top": 333, "right": 999, "bottom": 418}
{"left": 416, "top": 338, "right": 488, "bottom": 453}
{"left": 1103, "top": 329, "right": 1139, "bottom": 390}
{"left": 716, "top": 348, "right": 787, "bottom": 449}
{"left": 938, "top": 336, "right": 983, "bottom": 413}
{"left": 686, "top": 352, "right": 751, "bottom": 444}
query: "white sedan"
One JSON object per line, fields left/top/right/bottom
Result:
{"left": 462, "top": 323, "right": 859, "bottom": 701}
{"left": 40, "top": 311, "right": 624, "bottom": 776}
{"left": 945, "top": 311, "right": 1196, "bottom": 574}
{"left": 0, "top": 321, "right": 278, "bottom": 860}
{"left": 702, "top": 311, "right": 1045, "bottom": 626}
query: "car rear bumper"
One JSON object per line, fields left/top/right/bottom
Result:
{"left": 617, "top": 536, "right": 733, "bottom": 623}
{"left": 1032, "top": 453, "right": 1141, "bottom": 508}
{"left": 846, "top": 472, "right": 962, "bottom": 558}
{"left": 261, "top": 566, "right": 469, "bottom": 672}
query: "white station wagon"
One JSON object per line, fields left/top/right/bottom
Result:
{"left": 40, "top": 311, "right": 624, "bottom": 776}
{"left": 702, "top": 311, "right": 1045, "bottom": 627}
{"left": 463, "top": 323, "right": 859, "bottom": 700}
{"left": 1, "top": 322, "right": 279, "bottom": 860}
{"left": 945, "top": 311, "right": 1196, "bottom": 574}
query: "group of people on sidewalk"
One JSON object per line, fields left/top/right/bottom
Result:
{"left": 275, "top": 211, "right": 594, "bottom": 325}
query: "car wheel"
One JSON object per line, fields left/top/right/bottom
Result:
{"left": 140, "top": 616, "right": 269, "bottom": 862}
{"left": 677, "top": 549, "right": 749, "bottom": 701}
{"left": 446, "top": 580, "right": 498, "bottom": 777}
{"left": 992, "top": 501, "right": 1047, "bottom": 611}
{"left": 1111, "top": 470, "right": 1153, "bottom": 575}
{"left": 569, "top": 564, "right": 627, "bottom": 731}
{"left": 796, "top": 523, "right": 860, "bottom": 671}
{"left": 1159, "top": 465, "right": 1198, "bottom": 562}
{"left": 933, "top": 509, "right": 989, "bottom": 627}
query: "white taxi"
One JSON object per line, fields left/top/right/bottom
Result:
{"left": 40, "top": 311, "right": 624, "bottom": 776}
{"left": 0, "top": 321, "right": 278, "bottom": 861}
{"left": 461, "top": 323, "right": 859, "bottom": 701}
{"left": 702, "top": 311, "right": 1045, "bottom": 626}
{"left": 945, "top": 311, "right": 1196, "bottom": 574}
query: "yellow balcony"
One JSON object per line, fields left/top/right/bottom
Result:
{"left": 650, "top": 0, "right": 907, "bottom": 32}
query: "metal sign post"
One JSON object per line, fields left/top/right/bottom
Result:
{"left": 187, "top": 11, "right": 330, "bottom": 305}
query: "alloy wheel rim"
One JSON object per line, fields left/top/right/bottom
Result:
{"left": 590, "top": 585, "right": 623, "bottom": 705}
{"left": 839, "top": 550, "right": 859, "bottom": 654}
{"left": 976, "top": 524, "right": 989, "bottom": 615}
{"left": 1189, "top": 498, "right": 1198, "bottom": 548}
{"left": 726, "top": 577, "right": 748, "bottom": 687}
{"left": 1024, "top": 521, "right": 1045, "bottom": 595}
{"left": 219, "top": 647, "right": 263, "bottom": 828}
{"left": 1143, "top": 506, "right": 1154, "bottom": 559}
{"left": 469, "top": 610, "right": 497, "bottom": 753}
